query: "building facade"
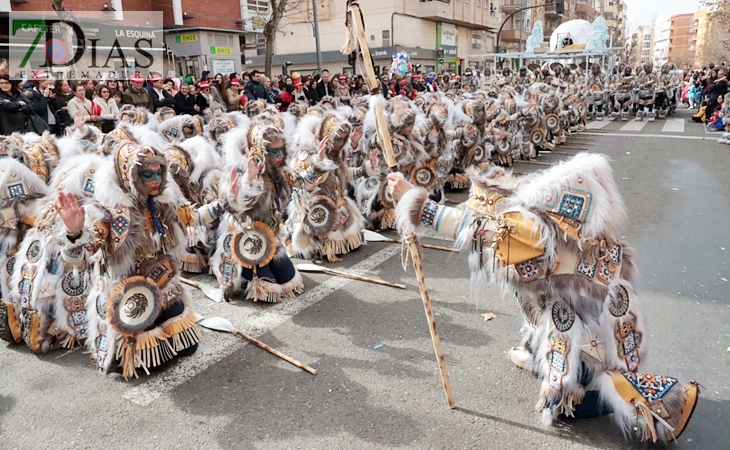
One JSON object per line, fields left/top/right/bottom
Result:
{"left": 630, "top": 25, "right": 654, "bottom": 66}
{"left": 667, "top": 13, "right": 694, "bottom": 68}
{"left": 652, "top": 16, "right": 671, "bottom": 66}
{"left": 245, "top": 0, "right": 502, "bottom": 76}
{"left": 692, "top": 9, "right": 709, "bottom": 68}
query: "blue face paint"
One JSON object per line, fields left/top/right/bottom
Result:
{"left": 139, "top": 169, "right": 163, "bottom": 183}
{"left": 267, "top": 145, "right": 285, "bottom": 159}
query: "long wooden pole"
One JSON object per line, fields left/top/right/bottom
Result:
{"left": 322, "top": 268, "right": 407, "bottom": 289}
{"left": 343, "top": 0, "right": 455, "bottom": 409}
{"left": 235, "top": 330, "right": 317, "bottom": 375}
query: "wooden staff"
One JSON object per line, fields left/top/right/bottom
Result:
{"left": 559, "top": 146, "right": 589, "bottom": 150}
{"left": 198, "top": 317, "right": 317, "bottom": 375}
{"left": 342, "top": 0, "right": 454, "bottom": 409}
{"left": 515, "top": 160, "right": 554, "bottom": 166}
{"left": 296, "top": 263, "right": 406, "bottom": 290}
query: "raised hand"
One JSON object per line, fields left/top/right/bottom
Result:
{"left": 244, "top": 151, "right": 262, "bottom": 182}
{"left": 317, "top": 135, "right": 330, "bottom": 161}
{"left": 230, "top": 168, "right": 240, "bottom": 198}
{"left": 54, "top": 192, "right": 85, "bottom": 236}
{"left": 369, "top": 148, "right": 379, "bottom": 169}
{"left": 73, "top": 110, "right": 85, "bottom": 129}
{"left": 351, "top": 125, "right": 363, "bottom": 147}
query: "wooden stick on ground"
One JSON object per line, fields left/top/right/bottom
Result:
{"left": 343, "top": 0, "right": 454, "bottom": 409}
{"left": 295, "top": 263, "right": 407, "bottom": 289}
{"left": 197, "top": 317, "right": 317, "bottom": 375}
{"left": 515, "top": 160, "right": 554, "bottom": 166}
{"left": 236, "top": 330, "right": 317, "bottom": 375}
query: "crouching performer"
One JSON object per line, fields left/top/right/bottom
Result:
{"left": 53, "top": 142, "right": 232, "bottom": 379}
{"left": 388, "top": 153, "right": 698, "bottom": 443}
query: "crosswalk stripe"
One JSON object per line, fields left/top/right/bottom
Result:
{"left": 586, "top": 120, "right": 611, "bottom": 129}
{"left": 661, "top": 118, "right": 685, "bottom": 133}
{"left": 619, "top": 120, "right": 648, "bottom": 132}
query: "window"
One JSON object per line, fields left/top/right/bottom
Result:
{"left": 471, "top": 31, "right": 482, "bottom": 50}
{"left": 490, "top": 3, "right": 496, "bottom": 15}
{"left": 643, "top": 41, "right": 650, "bottom": 49}
{"left": 477, "top": 0, "right": 482, "bottom": 6}
{"left": 247, "top": 0, "right": 268, "bottom": 13}
{"left": 382, "top": 30, "right": 390, "bottom": 47}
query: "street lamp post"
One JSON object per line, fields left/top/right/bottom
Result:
{"left": 495, "top": 2, "right": 560, "bottom": 68}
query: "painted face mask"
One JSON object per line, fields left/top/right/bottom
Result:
{"left": 139, "top": 168, "right": 163, "bottom": 183}
{"left": 267, "top": 144, "right": 285, "bottom": 159}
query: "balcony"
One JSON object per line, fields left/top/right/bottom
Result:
{"left": 414, "top": 0, "right": 454, "bottom": 22}
{"left": 545, "top": 4, "right": 563, "bottom": 17}
{"left": 575, "top": 0, "right": 597, "bottom": 15}
{"left": 501, "top": 28, "right": 531, "bottom": 42}
{"left": 502, "top": 0, "right": 529, "bottom": 15}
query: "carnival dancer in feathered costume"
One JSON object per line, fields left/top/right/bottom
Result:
{"left": 288, "top": 112, "right": 366, "bottom": 261}
{"left": 635, "top": 62, "right": 657, "bottom": 122}
{"left": 387, "top": 153, "right": 699, "bottom": 443}
{"left": 356, "top": 96, "right": 422, "bottom": 230}
{"left": 587, "top": 64, "right": 607, "bottom": 121}
{"left": 610, "top": 65, "right": 635, "bottom": 121}
{"left": 211, "top": 118, "right": 304, "bottom": 302}
{"left": 53, "top": 141, "right": 230, "bottom": 379}
{"left": 0, "top": 139, "right": 50, "bottom": 346}
{"left": 9, "top": 152, "right": 107, "bottom": 353}
{"left": 164, "top": 136, "right": 224, "bottom": 273}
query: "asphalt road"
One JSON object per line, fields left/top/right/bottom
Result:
{"left": 1, "top": 108, "right": 729, "bottom": 450}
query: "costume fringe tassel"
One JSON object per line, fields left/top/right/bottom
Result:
{"left": 322, "top": 232, "right": 364, "bottom": 261}
{"left": 161, "top": 309, "right": 201, "bottom": 352}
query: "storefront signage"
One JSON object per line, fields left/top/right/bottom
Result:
{"left": 210, "top": 46, "right": 233, "bottom": 55}
{"left": 176, "top": 34, "right": 198, "bottom": 43}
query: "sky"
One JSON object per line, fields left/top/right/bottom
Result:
{"left": 624, "top": 0, "right": 703, "bottom": 31}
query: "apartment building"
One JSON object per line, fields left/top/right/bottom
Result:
{"left": 499, "top": 0, "right": 544, "bottom": 52}
{"left": 542, "top": 0, "right": 605, "bottom": 45}
{"left": 652, "top": 16, "right": 671, "bottom": 66}
{"left": 603, "top": 0, "right": 626, "bottom": 49}
{"left": 629, "top": 25, "right": 654, "bottom": 66}
{"left": 246, "top": 0, "right": 502, "bottom": 76}
{"left": 691, "top": 10, "right": 709, "bottom": 68}
{"left": 667, "top": 13, "right": 694, "bottom": 68}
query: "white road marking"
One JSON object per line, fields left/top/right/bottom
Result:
{"left": 661, "top": 118, "right": 685, "bottom": 133}
{"left": 585, "top": 120, "right": 611, "bottom": 130}
{"left": 619, "top": 120, "right": 648, "bottom": 132}
{"left": 123, "top": 244, "right": 402, "bottom": 406}
{"left": 581, "top": 132, "right": 710, "bottom": 140}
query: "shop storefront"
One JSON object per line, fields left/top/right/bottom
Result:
{"left": 437, "top": 22, "right": 460, "bottom": 74}
{"left": 165, "top": 28, "right": 242, "bottom": 79}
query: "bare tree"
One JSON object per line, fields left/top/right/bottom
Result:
{"left": 700, "top": 0, "right": 730, "bottom": 65}
{"left": 263, "top": 0, "right": 289, "bottom": 77}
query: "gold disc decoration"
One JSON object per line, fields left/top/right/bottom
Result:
{"left": 304, "top": 195, "right": 339, "bottom": 238}
{"left": 108, "top": 276, "right": 162, "bottom": 336}
{"left": 530, "top": 128, "right": 545, "bottom": 146}
{"left": 411, "top": 164, "right": 437, "bottom": 190}
{"left": 546, "top": 114, "right": 560, "bottom": 132}
{"left": 232, "top": 221, "right": 277, "bottom": 270}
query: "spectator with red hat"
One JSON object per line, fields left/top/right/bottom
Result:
{"left": 22, "top": 69, "right": 59, "bottom": 134}
{"left": 292, "top": 78, "right": 307, "bottom": 104}
{"left": 333, "top": 73, "right": 351, "bottom": 104}
{"left": 149, "top": 72, "right": 175, "bottom": 112}
{"left": 224, "top": 78, "right": 244, "bottom": 112}
{"left": 195, "top": 80, "right": 213, "bottom": 112}
{"left": 122, "top": 71, "right": 153, "bottom": 110}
